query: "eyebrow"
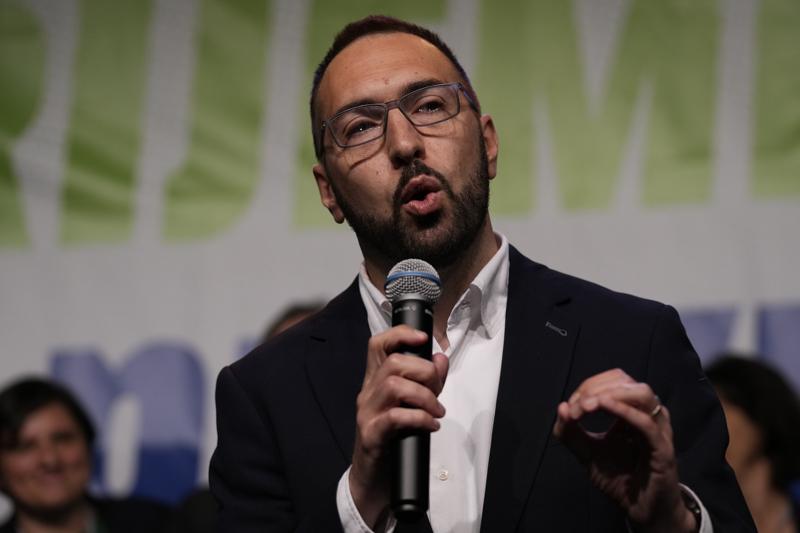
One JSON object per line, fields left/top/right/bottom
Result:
{"left": 329, "top": 77, "right": 446, "bottom": 119}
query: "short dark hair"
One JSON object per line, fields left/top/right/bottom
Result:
{"left": 0, "top": 377, "right": 96, "bottom": 450}
{"left": 705, "top": 354, "right": 800, "bottom": 491}
{"left": 310, "top": 14, "right": 480, "bottom": 158}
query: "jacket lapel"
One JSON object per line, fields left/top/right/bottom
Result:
{"left": 480, "top": 247, "right": 579, "bottom": 533}
{"left": 304, "top": 280, "right": 370, "bottom": 461}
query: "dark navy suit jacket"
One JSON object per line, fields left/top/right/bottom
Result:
{"left": 210, "top": 247, "right": 755, "bottom": 532}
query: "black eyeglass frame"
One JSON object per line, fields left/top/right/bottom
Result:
{"left": 316, "top": 82, "right": 478, "bottom": 157}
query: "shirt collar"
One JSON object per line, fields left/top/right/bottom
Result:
{"left": 357, "top": 234, "right": 510, "bottom": 338}
{"left": 468, "top": 234, "right": 509, "bottom": 338}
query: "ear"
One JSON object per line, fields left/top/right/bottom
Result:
{"left": 313, "top": 162, "right": 345, "bottom": 224}
{"left": 480, "top": 114, "right": 499, "bottom": 180}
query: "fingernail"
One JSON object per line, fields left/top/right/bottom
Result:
{"left": 433, "top": 420, "right": 441, "bottom": 430}
{"left": 437, "top": 402, "right": 446, "bottom": 416}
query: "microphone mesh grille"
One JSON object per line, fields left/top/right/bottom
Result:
{"left": 385, "top": 259, "right": 442, "bottom": 305}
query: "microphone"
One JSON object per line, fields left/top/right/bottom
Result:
{"left": 384, "top": 259, "right": 442, "bottom": 522}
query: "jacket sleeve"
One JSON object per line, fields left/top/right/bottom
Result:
{"left": 647, "top": 305, "right": 756, "bottom": 532}
{"left": 209, "top": 365, "right": 344, "bottom": 533}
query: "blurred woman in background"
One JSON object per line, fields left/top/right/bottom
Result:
{"left": 0, "top": 377, "right": 169, "bottom": 533}
{"left": 707, "top": 354, "right": 800, "bottom": 533}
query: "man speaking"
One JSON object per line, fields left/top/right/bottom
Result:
{"left": 210, "top": 15, "right": 755, "bottom": 532}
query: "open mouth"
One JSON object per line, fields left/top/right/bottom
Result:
{"left": 400, "top": 175, "right": 442, "bottom": 205}
{"left": 398, "top": 175, "right": 445, "bottom": 217}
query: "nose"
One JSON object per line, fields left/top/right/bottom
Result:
{"left": 384, "top": 107, "right": 424, "bottom": 168}
{"left": 37, "top": 442, "right": 61, "bottom": 469}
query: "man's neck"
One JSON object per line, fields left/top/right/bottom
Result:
{"left": 363, "top": 221, "right": 500, "bottom": 344}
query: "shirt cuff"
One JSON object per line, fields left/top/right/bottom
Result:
{"left": 336, "top": 466, "right": 396, "bottom": 533}
{"left": 680, "top": 483, "right": 713, "bottom": 533}
{"left": 624, "top": 484, "right": 712, "bottom": 533}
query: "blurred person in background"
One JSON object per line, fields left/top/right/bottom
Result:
{"left": 0, "top": 377, "right": 169, "bottom": 533}
{"left": 260, "top": 300, "right": 326, "bottom": 342}
{"left": 706, "top": 354, "right": 800, "bottom": 533}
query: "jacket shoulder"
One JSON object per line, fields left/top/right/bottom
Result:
{"left": 510, "top": 245, "right": 668, "bottom": 319}
{"left": 224, "top": 278, "right": 364, "bottom": 391}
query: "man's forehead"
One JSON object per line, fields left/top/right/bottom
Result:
{"left": 317, "top": 32, "right": 462, "bottom": 115}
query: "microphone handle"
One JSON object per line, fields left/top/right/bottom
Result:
{"left": 390, "top": 297, "right": 433, "bottom": 522}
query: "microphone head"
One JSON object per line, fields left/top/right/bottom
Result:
{"left": 385, "top": 259, "right": 442, "bottom": 305}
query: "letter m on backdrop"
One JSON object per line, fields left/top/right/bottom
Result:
{"left": 50, "top": 342, "right": 205, "bottom": 504}
{"left": 477, "top": 0, "right": 718, "bottom": 212}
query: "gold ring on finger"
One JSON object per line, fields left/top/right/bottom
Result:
{"left": 650, "top": 396, "right": 663, "bottom": 418}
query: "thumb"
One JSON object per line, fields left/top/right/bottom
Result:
{"left": 553, "top": 401, "right": 595, "bottom": 464}
{"left": 432, "top": 353, "right": 449, "bottom": 395}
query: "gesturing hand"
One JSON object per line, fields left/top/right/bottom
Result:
{"left": 349, "top": 325, "right": 449, "bottom": 528}
{"left": 553, "top": 369, "right": 697, "bottom": 533}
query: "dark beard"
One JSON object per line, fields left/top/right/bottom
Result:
{"left": 332, "top": 136, "right": 490, "bottom": 271}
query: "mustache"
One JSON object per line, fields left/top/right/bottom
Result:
{"left": 392, "top": 160, "right": 455, "bottom": 208}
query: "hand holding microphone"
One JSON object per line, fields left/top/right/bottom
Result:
{"left": 384, "top": 259, "right": 442, "bottom": 522}
{"left": 348, "top": 259, "right": 446, "bottom": 527}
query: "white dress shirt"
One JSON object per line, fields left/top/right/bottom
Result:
{"left": 336, "top": 235, "right": 711, "bottom": 533}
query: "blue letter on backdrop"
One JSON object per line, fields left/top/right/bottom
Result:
{"left": 50, "top": 342, "right": 205, "bottom": 504}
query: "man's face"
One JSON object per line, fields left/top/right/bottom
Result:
{"left": 313, "top": 32, "right": 498, "bottom": 271}
{"left": 0, "top": 403, "right": 91, "bottom": 516}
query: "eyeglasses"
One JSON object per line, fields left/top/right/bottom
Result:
{"left": 317, "top": 82, "right": 477, "bottom": 156}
